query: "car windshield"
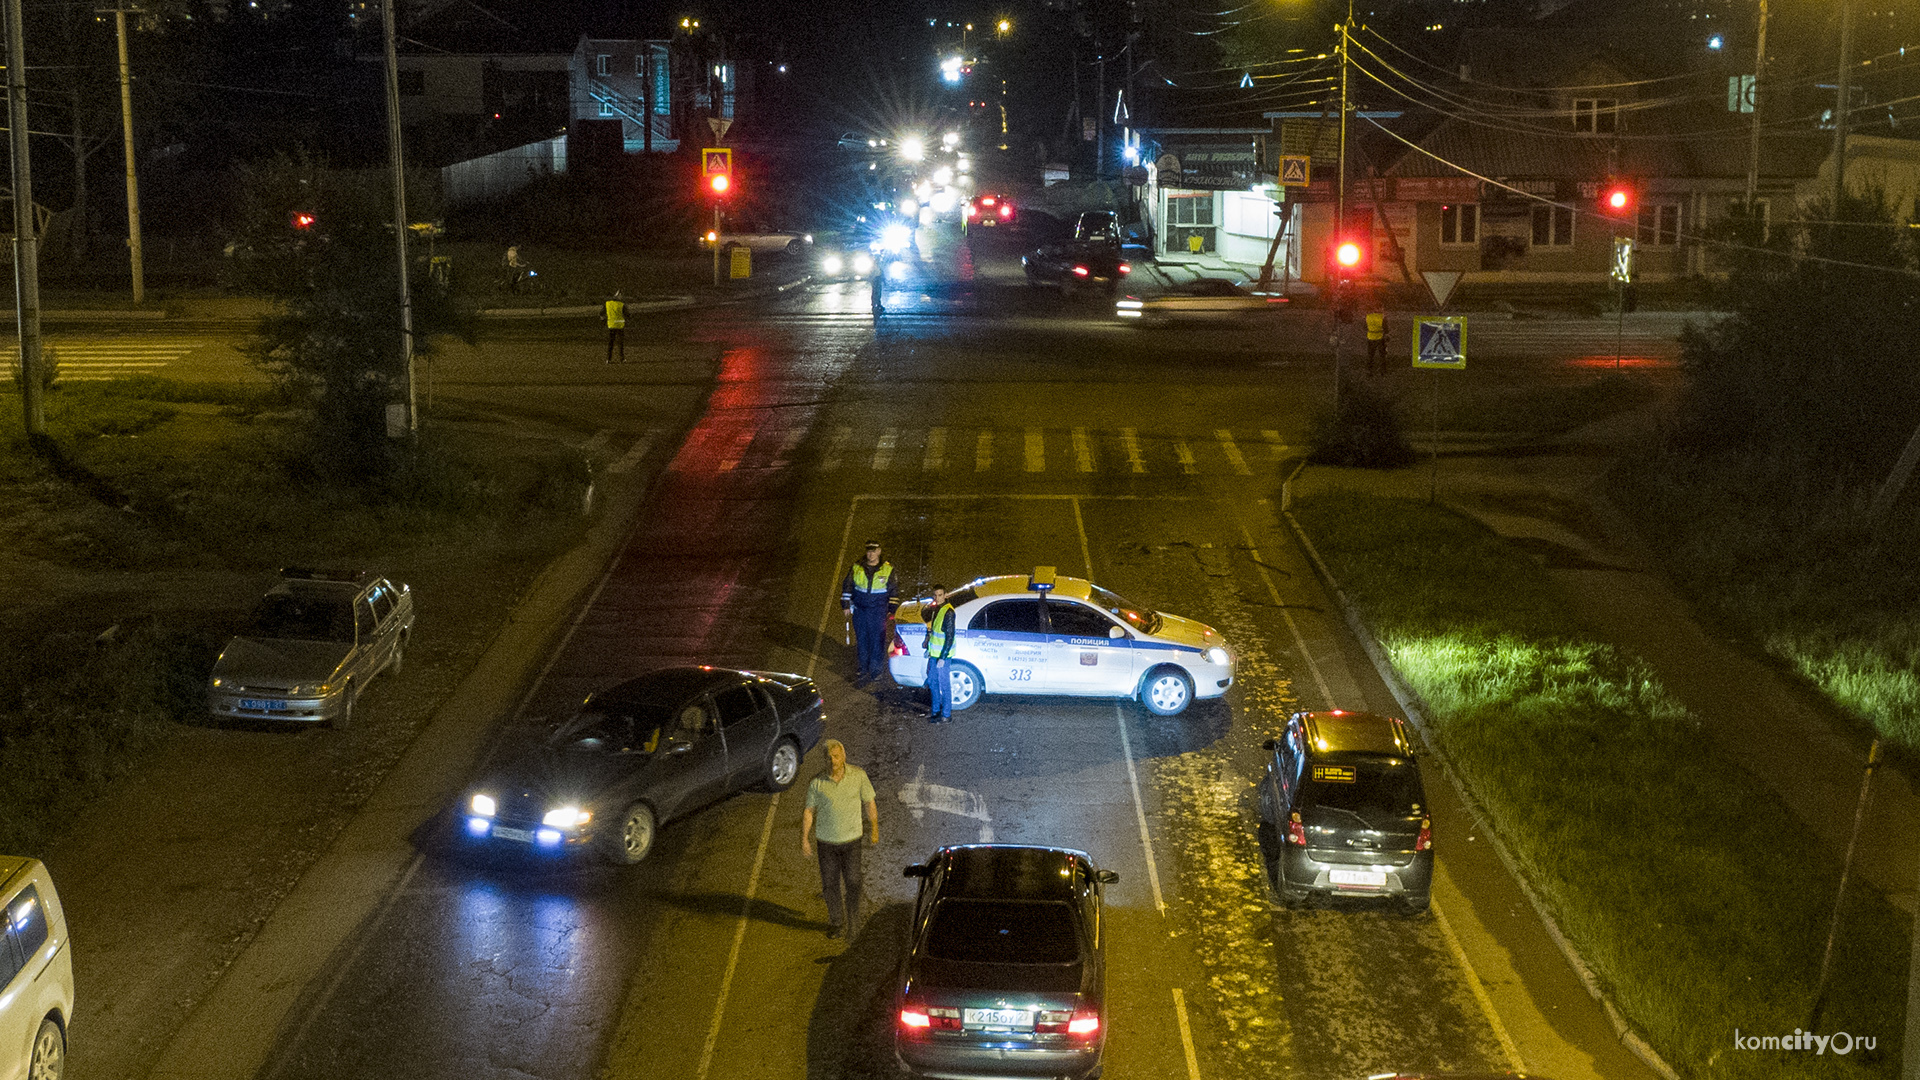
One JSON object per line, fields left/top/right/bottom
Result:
{"left": 925, "top": 899, "right": 1081, "bottom": 965}
{"left": 1303, "top": 758, "right": 1425, "bottom": 817}
{"left": 551, "top": 704, "right": 674, "bottom": 753}
{"left": 1088, "top": 585, "right": 1160, "bottom": 634}
{"left": 244, "top": 592, "right": 355, "bottom": 643}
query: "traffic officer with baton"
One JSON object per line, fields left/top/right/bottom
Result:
{"left": 840, "top": 541, "right": 897, "bottom": 683}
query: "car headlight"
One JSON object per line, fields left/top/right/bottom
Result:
{"left": 543, "top": 806, "right": 590, "bottom": 829}
{"left": 852, "top": 252, "right": 874, "bottom": 275}
{"left": 210, "top": 677, "right": 225, "bottom": 689}
{"left": 1206, "top": 646, "right": 1230, "bottom": 666}
{"left": 823, "top": 254, "right": 844, "bottom": 275}
{"left": 470, "top": 794, "right": 496, "bottom": 818}
{"left": 287, "top": 683, "right": 332, "bottom": 698}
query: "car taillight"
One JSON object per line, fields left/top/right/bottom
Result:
{"left": 1416, "top": 817, "right": 1432, "bottom": 852}
{"left": 1068, "top": 1011, "right": 1101, "bottom": 1036}
{"left": 888, "top": 625, "right": 910, "bottom": 657}
{"left": 1118, "top": 263, "right": 1131, "bottom": 274}
{"left": 1287, "top": 812, "right": 1308, "bottom": 847}
{"left": 899, "top": 1008, "right": 931, "bottom": 1029}
{"left": 1072, "top": 265, "right": 1090, "bottom": 277}
{"left": 929, "top": 1007, "right": 961, "bottom": 1030}
{"left": 965, "top": 205, "right": 977, "bottom": 218}
{"left": 999, "top": 205, "right": 1012, "bottom": 218}
{"left": 1036, "top": 1010, "right": 1070, "bottom": 1033}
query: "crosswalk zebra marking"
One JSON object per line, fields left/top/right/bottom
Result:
{"left": 45, "top": 338, "right": 210, "bottom": 381}
{"left": 1120, "top": 428, "right": 1146, "bottom": 473}
{"left": 975, "top": 430, "right": 993, "bottom": 472}
{"left": 717, "top": 430, "right": 756, "bottom": 471}
{"left": 1174, "top": 440, "right": 1198, "bottom": 475}
{"left": 1072, "top": 427, "right": 1094, "bottom": 472}
{"left": 1024, "top": 428, "right": 1045, "bottom": 473}
{"left": 773, "top": 429, "right": 804, "bottom": 468}
{"left": 823, "top": 426, "right": 852, "bottom": 471}
{"left": 873, "top": 428, "right": 898, "bottom": 471}
{"left": 1262, "top": 430, "right": 1285, "bottom": 459}
{"left": 1216, "top": 430, "right": 1251, "bottom": 476}
{"left": 924, "top": 427, "right": 947, "bottom": 471}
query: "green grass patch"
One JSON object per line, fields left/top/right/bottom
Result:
{"left": 1295, "top": 490, "right": 1904, "bottom": 1078}
{"left": 1612, "top": 452, "right": 1920, "bottom": 750}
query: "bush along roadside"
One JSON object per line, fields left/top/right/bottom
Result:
{"left": 1292, "top": 490, "right": 1904, "bottom": 1080}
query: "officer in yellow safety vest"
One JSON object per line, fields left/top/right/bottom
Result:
{"left": 841, "top": 541, "right": 897, "bottom": 682}
{"left": 604, "top": 291, "right": 627, "bottom": 364}
{"left": 923, "top": 585, "right": 957, "bottom": 723}
{"left": 1364, "top": 306, "right": 1388, "bottom": 375}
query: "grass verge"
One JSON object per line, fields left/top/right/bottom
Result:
{"left": 1611, "top": 450, "right": 1920, "bottom": 750}
{"left": 1294, "top": 490, "right": 1904, "bottom": 1079}
{"left": 0, "top": 379, "right": 595, "bottom": 851}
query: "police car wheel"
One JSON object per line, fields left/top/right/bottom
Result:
{"left": 947, "top": 662, "right": 983, "bottom": 712}
{"left": 763, "top": 738, "right": 802, "bottom": 792}
{"left": 1139, "top": 668, "right": 1192, "bottom": 716}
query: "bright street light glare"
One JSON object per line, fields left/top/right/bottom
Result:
{"left": 901, "top": 136, "right": 927, "bottom": 161}
{"left": 941, "top": 132, "right": 960, "bottom": 150}
{"left": 939, "top": 56, "right": 964, "bottom": 84}
{"left": 931, "top": 166, "right": 953, "bottom": 186}
{"left": 880, "top": 222, "right": 912, "bottom": 253}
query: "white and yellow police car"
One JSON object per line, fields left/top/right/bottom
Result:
{"left": 887, "top": 567, "right": 1235, "bottom": 716}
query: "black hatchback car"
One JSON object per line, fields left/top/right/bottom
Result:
{"left": 461, "top": 666, "right": 824, "bottom": 864}
{"left": 1259, "top": 710, "right": 1433, "bottom": 911}
{"left": 895, "top": 845, "right": 1116, "bottom": 1080}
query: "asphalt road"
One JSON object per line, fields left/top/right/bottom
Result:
{"left": 231, "top": 225, "right": 1667, "bottom": 1080}
{"left": 40, "top": 223, "right": 1682, "bottom": 1080}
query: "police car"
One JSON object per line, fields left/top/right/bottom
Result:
{"left": 887, "top": 568, "right": 1235, "bottom": 716}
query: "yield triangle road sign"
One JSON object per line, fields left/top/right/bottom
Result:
{"left": 707, "top": 116, "right": 732, "bottom": 140}
{"left": 1421, "top": 269, "right": 1463, "bottom": 309}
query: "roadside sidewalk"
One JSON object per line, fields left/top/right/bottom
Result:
{"left": 1291, "top": 404, "right": 1920, "bottom": 915}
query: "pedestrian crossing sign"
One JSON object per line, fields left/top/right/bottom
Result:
{"left": 1277, "top": 154, "right": 1311, "bottom": 187}
{"left": 1413, "top": 317, "right": 1466, "bottom": 369}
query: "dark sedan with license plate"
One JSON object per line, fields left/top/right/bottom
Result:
{"left": 895, "top": 845, "right": 1115, "bottom": 1080}
{"left": 461, "top": 666, "right": 824, "bottom": 864}
{"left": 1259, "top": 710, "right": 1432, "bottom": 912}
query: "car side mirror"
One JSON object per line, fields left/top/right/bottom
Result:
{"left": 1095, "top": 870, "right": 1119, "bottom": 884}
{"left": 903, "top": 864, "right": 930, "bottom": 878}
{"left": 1262, "top": 738, "right": 1278, "bottom": 751}
{"left": 1108, "top": 626, "right": 1125, "bottom": 639}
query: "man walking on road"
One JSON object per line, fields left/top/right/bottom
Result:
{"left": 924, "top": 585, "right": 957, "bottom": 723}
{"left": 604, "top": 291, "right": 627, "bottom": 364}
{"left": 801, "top": 739, "right": 877, "bottom": 939}
{"left": 1365, "top": 306, "right": 1388, "bottom": 375}
{"left": 841, "top": 541, "right": 897, "bottom": 683}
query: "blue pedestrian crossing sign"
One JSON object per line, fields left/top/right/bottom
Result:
{"left": 1413, "top": 317, "right": 1466, "bottom": 369}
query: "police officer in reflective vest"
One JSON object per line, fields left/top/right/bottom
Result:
{"left": 841, "top": 541, "right": 896, "bottom": 682}
{"left": 1364, "top": 306, "right": 1388, "bottom": 375}
{"left": 604, "top": 291, "right": 627, "bottom": 364}
{"left": 924, "top": 585, "right": 957, "bottom": 723}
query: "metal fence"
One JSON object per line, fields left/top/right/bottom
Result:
{"left": 442, "top": 136, "right": 568, "bottom": 205}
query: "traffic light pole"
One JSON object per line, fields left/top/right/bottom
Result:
{"left": 380, "top": 0, "right": 416, "bottom": 434}
{"left": 1331, "top": 1, "right": 1353, "bottom": 415}
{"left": 712, "top": 204, "right": 721, "bottom": 286}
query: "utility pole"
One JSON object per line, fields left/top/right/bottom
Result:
{"left": 5, "top": 0, "right": 44, "bottom": 436}
{"left": 1743, "top": 0, "right": 1768, "bottom": 205}
{"left": 106, "top": 3, "right": 144, "bottom": 304}
{"left": 1333, "top": 1, "right": 1353, "bottom": 413}
{"left": 1830, "top": 0, "right": 1854, "bottom": 215}
{"left": 379, "top": 0, "right": 416, "bottom": 433}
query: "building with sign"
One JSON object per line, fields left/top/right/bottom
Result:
{"left": 1136, "top": 129, "right": 1283, "bottom": 267}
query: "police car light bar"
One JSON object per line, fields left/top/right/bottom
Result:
{"left": 1029, "top": 567, "right": 1057, "bottom": 592}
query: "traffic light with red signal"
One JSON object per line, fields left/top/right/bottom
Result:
{"left": 290, "top": 211, "right": 316, "bottom": 230}
{"left": 1601, "top": 183, "right": 1637, "bottom": 218}
{"left": 702, "top": 147, "right": 733, "bottom": 201}
{"left": 708, "top": 172, "right": 730, "bottom": 197}
{"left": 1334, "top": 238, "right": 1366, "bottom": 277}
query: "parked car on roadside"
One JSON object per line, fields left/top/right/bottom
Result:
{"left": 895, "top": 844, "right": 1115, "bottom": 1080}
{"left": 1258, "top": 710, "right": 1433, "bottom": 911}
{"left": 460, "top": 666, "right": 825, "bottom": 864}
{"left": 0, "top": 856, "right": 72, "bottom": 1080}
{"left": 207, "top": 568, "right": 413, "bottom": 728}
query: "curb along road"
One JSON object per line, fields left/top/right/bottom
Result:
{"left": 1277, "top": 465, "right": 1681, "bottom": 1080}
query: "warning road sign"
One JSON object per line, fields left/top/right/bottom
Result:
{"left": 1413, "top": 317, "right": 1466, "bottom": 369}
{"left": 1277, "top": 154, "right": 1311, "bottom": 187}
{"left": 702, "top": 148, "right": 732, "bottom": 177}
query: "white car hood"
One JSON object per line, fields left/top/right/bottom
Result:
{"left": 1148, "top": 612, "right": 1224, "bottom": 651}
{"left": 212, "top": 636, "right": 352, "bottom": 689}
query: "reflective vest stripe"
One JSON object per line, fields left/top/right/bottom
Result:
{"left": 851, "top": 563, "right": 893, "bottom": 593}
{"left": 606, "top": 301, "right": 627, "bottom": 329}
{"left": 1365, "top": 312, "right": 1385, "bottom": 339}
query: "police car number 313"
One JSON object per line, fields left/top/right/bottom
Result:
{"left": 887, "top": 567, "right": 1235, "bottom": 717}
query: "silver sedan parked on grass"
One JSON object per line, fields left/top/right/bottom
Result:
{"left": 207, "top": 568, "right": 413, "bottom": 728}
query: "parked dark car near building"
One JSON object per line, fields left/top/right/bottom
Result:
{"left": 460, "top": 666, "right": 825, "bottom": 864}
{"left": 1023, "top": 211, "right": 1131, "bottom": 296}
{"left": 894, "top": 844, "right": 1115, "bottom": 1080}
{"left": 1258, "top": 709, "right": 1433, "bottom": 912}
